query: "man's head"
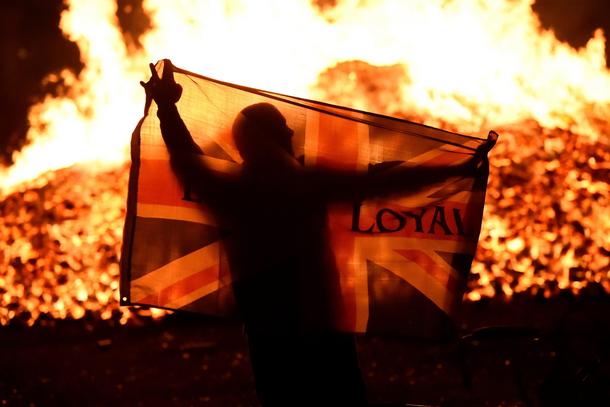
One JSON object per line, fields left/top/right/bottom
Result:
{"left": 232, "top": 103, "right": 295, "bottom": 164}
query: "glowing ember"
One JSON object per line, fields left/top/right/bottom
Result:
{"left": 470, "top": 122, "right": 610, "bottom": 300}
{"left": 1, "top": 0, "right": 610, "bottom": 325}
{"left": 0, "top": 165, "right": 166, "bottom": 326}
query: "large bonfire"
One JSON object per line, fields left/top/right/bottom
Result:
{"left": 1, "top": 0, "right": 609, "bottom": 326}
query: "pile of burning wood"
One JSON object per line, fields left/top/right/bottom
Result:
{"left": 471, "top": 121, "right": 610, "bottom": 301}
{"left": 0, "top": 120, "right": 608, "bottom": 326}
{"left": 0, "top": 165, "right": 164, "bottom": 326}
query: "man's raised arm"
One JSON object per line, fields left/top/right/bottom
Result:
{"left": 141, "top": 61, "right": 202, "bottom": 155}
{"left": 141, "top": 60, "right": 219, "bottom": 196}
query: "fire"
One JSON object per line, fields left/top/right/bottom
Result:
{"left": 1, "top": 0, "right": 610, "bottom": 325}
{"left": 3, "top": 0, "right": 610, "bottom": 191}
{"left": 0, "top": 0, "right": 145, "bottom": 189}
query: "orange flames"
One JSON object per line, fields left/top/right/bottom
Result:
{"left": 1, "top": 0, "right": 609, "bottom": 325}
{"left": 4, "top": 0, "right": 610, "bottom": 191}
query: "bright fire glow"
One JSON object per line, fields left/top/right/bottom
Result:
{"left": 2, "top": 0, "right": 610, "bottom": 190}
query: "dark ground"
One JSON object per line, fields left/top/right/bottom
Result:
{"left": 3, "top": 291, "right": 610, "bottom": 407}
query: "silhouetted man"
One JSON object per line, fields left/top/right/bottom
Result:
{"left": 141, "top": 60, "right": 485, "bottom": 406}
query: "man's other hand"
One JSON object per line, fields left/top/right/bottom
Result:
{"left": 140, "top": 60, "right": 183, "bottom": 108}
{"left": 469, "top": 130, "right": 498, "bottom": 171}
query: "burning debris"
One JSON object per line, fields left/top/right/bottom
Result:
{"left": 0, "top": 164, "right": 166, "bottom": 326}
{"left": 2, "top": 0, "right": 610, "bottom": 326}
{"left": 0, "top": 117, "right": 608, "bottom": 326}
{"left": 471, "top": 121, "right": 610, "bottom": 301}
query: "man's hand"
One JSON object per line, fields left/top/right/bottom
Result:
{"left": 140, "top": 60, "right": 182, "bottom": 110}
{"left": 468, "top": 130, "right": 498, "bottom": 172}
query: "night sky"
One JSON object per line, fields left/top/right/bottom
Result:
{"left": 1, "top": 0, "right": 609, "bottom": 166}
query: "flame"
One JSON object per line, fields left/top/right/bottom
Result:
{"left": 0, "top": 0, "right": 144, "bottom": 190}
{"left": 3, "top": 0, "right": 610, "bottom": 190}
{"left": 1, "top": 0, "right": 610, "bottom": 325}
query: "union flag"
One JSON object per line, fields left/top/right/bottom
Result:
{"left": 120, "top": 60, "right": 495, "bottom": 337}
